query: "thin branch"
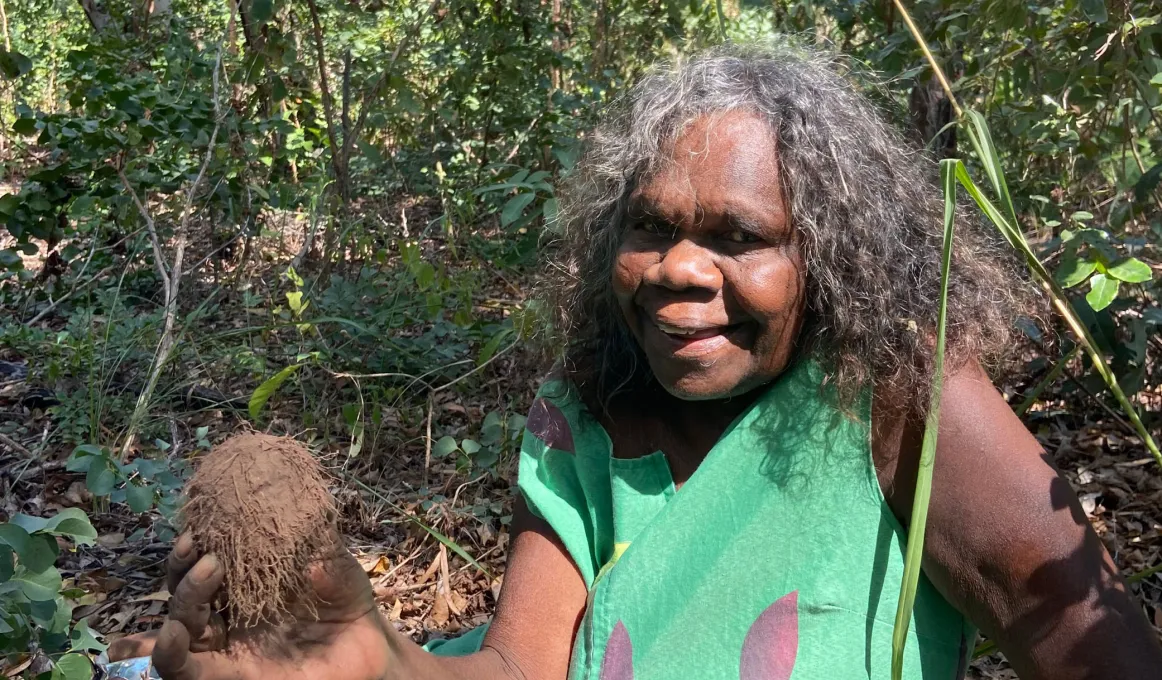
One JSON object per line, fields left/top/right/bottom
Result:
{"left": 118, "top": 42, "right": 226, "bottom": 460}
{"left": 0, "top": 431, "right": 32, "bottom": 458}
{"left": 304, "top": 0, "right": 341, "bottom": 183}
{"left": 118, "top": 164, "right": 171, "bottom": 298}
{"left": 25, "top": 265, "right": 114, "bottom": 325}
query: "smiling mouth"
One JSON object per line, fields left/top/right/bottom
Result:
{"left": 654, "top": 321, "right": 737, "bottom": 339}
{"left": 646, "top": 317, "right": 748, "bottom": 357}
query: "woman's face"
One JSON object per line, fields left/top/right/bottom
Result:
{"left": 613, "top": 110, "right": 806, "bottom": 401}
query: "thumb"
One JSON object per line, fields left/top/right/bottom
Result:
{"left": 154, "top": 620, "right": 247, "bottom": 680}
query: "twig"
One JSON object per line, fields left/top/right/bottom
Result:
{"left": 118, "top": 42, "right": 226, "bottom": 461}
{"left": 118, "top": 165, "right": 172, "bottom": 301}
{"left": 423, "top": 393, "right": 433, "bottom": 488}
{"left": 25, "top": 265, "right": 114, "bottom": 326}
{"left": 0, "top": 431, "right": 32, "bottom": 458}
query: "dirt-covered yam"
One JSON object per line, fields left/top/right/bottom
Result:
{"left": 181, "top": 432, "right": 337, "bottom": 628}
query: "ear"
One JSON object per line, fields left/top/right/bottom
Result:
{"left": 739, "top": 590, "right": 799, "bottom": 680}
{"left": 599, "top": 620, "right": 634, "bottom": 680}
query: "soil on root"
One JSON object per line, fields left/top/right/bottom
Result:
{"left": 181, "top": 431, "right": 337, "bottom": 628}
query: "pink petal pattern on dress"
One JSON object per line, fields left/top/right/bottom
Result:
{"left": 526, "top": 397, "right": 575, "bottom": 453}
{"left": 739, "top": 590, "right": 799, "bottom": 680}
{"left": 599, "top": 620, "right": 634, "bottom": 680}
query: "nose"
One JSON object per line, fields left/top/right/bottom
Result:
{"left": 646, "top": 238, "right": 722, "bottom": 292}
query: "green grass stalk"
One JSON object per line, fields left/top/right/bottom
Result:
{"left": 890, "top": 158, "right": 958, "bottom": 680}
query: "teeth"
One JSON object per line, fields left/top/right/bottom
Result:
{"left": 656, "top": 322, "right": 702, "bottom": 336}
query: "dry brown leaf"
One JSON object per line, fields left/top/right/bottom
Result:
{"left": 132, "top": 589, "right": 171, "bottom": 602}
{"left": 430, "top": 588, "right": 449, "bottom": 626}
{"left": 97, "top": 532, "right": 125, "bottom": 548}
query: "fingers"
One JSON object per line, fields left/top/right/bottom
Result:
{"left": 169, "top": 554, "right": 227, "bottom": 650}
{"left": 153, "top": 620, "right": 244, "bottom": 680}
{"left": 167, "top": 533, "right": 201, "bottom": 595}
{"left": 153, "top": 619, "right": 197, "bottom": 680}
{"left": 108, "top": 631, "right": 158, "bottom": 661}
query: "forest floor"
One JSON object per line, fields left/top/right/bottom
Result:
{"left": 1, "top": 207, "right": 1160, "bottom": 679}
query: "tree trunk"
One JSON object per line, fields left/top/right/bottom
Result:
{"left": 0, "top": 0, "right": 11, "bottom": 51}
{"left": 76, "top": 0, "right": 112, "bottom": 31}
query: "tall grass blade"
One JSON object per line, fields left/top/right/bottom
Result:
{"left": 955, "top": 154, "right": 1162, "bottom": 467}
{"left": 887, "top": 0, "right": 1162, "bottom": 468}
{"left": 962, "top": 110, "right": 1019, "bottom": 231}
{"left": 891, "top": 158, "right": 958, "bottom": 680}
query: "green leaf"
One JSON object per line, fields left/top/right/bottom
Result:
{"left": 125, "top": 483, "right": 155, "bottom": 513}
{"left": 1070, "top": 211, "right": 1095, "bottom": 222}
{"left": 272, "top": 76, "right": 288, "bottom": 102}
{"left": 460, "top": 439, "right": 481, "bottom": 455}
{"left": 0, "top": 48, "right": 32, "bottom": 79}
{"left": 12, "top": 117, "right": 37, "bottom": 135}
{"left": 433, "top": 435, "right": 459, "bottom": 458}
{"left": 10, "top": 509, "right": 96, "bottom": 545}
{"left": 1, "top": 528, "right": 57, "bottom": 574}
{"left": 251, "top": 0, "right": 274, "bottom": 24}
{"left": 1135, "top": 163, "right": 1162, "bottom": 202}
{"left": 0, "top": 544, "right": 13, "bottom": 582}
{"left": 542, "top": 197, "right": 559, "bottom": 226}
{"left": 1080, "top": 0, "right": 1108, "bottom": 23}
{"left": 962, "top": 110, "right": 1019, "bottom": 235}
{"left": 0, "top": 248, "right": 22, "bottom": 270}
{"left": 14, "top": 564, "right": 62, "bottom": 601}
{"left": 46, "top": 509, "right": 98, "bottom": 544}
{"left": 500, "top": 192, "right": 536, "bottom": 227}
{"left": 413, "top": 261, "right": 435, "bottom": 290}
{"left": 286, "top": 290, "right": 309, "bottom": 317}
{"left": 1086, "top": 273, "right": 1120, "bottom": 311}
{"left": 1105, "top": 258, "right": 1153, "bottom": 283}
{"left": 249, "top": 364, "right": 302, "bottom": 421}
{"left": 1055, "top": 254, "right": 1098, "bottom": 288}
{"left": 284, "top": 265, "right": 304, "bottom": 287}
{"left": 86, "top": 464, "right": 115, "bottom": 496}
{"left": 69, "top": 618, "right": 107, "bottom": 653}
{"left": 476, "top": 328, "right": 512, "bottom": 365}
{"left": 54, "top": 653, "right": 93, "bottom": 680}
{"left": 0, "top": 524, "right": 54, "bottom": 572}
{"left": 0, "top": 193, "right": 18, "bottom": 216}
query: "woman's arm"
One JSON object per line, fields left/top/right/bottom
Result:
{"left": 874, "top": 361, "right": 1162, "bottom": 680}
{"left": 382, "top": 497, "right": 588, "bottom": 680}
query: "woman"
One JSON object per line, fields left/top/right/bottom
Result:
{"left": 109, "top": 42, "right": 1162, "bottom": 679}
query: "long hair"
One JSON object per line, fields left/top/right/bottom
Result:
{"left": 543, "top": 39, "right": 1032, "bottom": 410}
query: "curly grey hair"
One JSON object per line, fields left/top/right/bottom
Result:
{"left": 544, "top": 39, "right": 1032, "bottom": 409}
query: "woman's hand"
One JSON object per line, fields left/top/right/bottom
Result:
{"left": 108, "top": 533, "right": 392, "bottom": 680}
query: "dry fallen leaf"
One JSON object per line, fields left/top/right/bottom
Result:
{"left": 97, "top": 532, "right": 125, "bottom": 548}
{"left": 132, "top": 589, "right": 171, "bottom": 603}
{"left": 430, "top": 588, "right": 449, "bottom": 626}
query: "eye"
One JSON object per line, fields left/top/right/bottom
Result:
{"left": 635, "top": 220, "right": 676, "bottom": 239}
{"left": 723, "top": 229, "right": 760, "bottom": 244}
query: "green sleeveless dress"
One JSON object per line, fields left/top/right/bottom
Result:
{"left": 428, "top": 359, "right": 974, "bottom": 679}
